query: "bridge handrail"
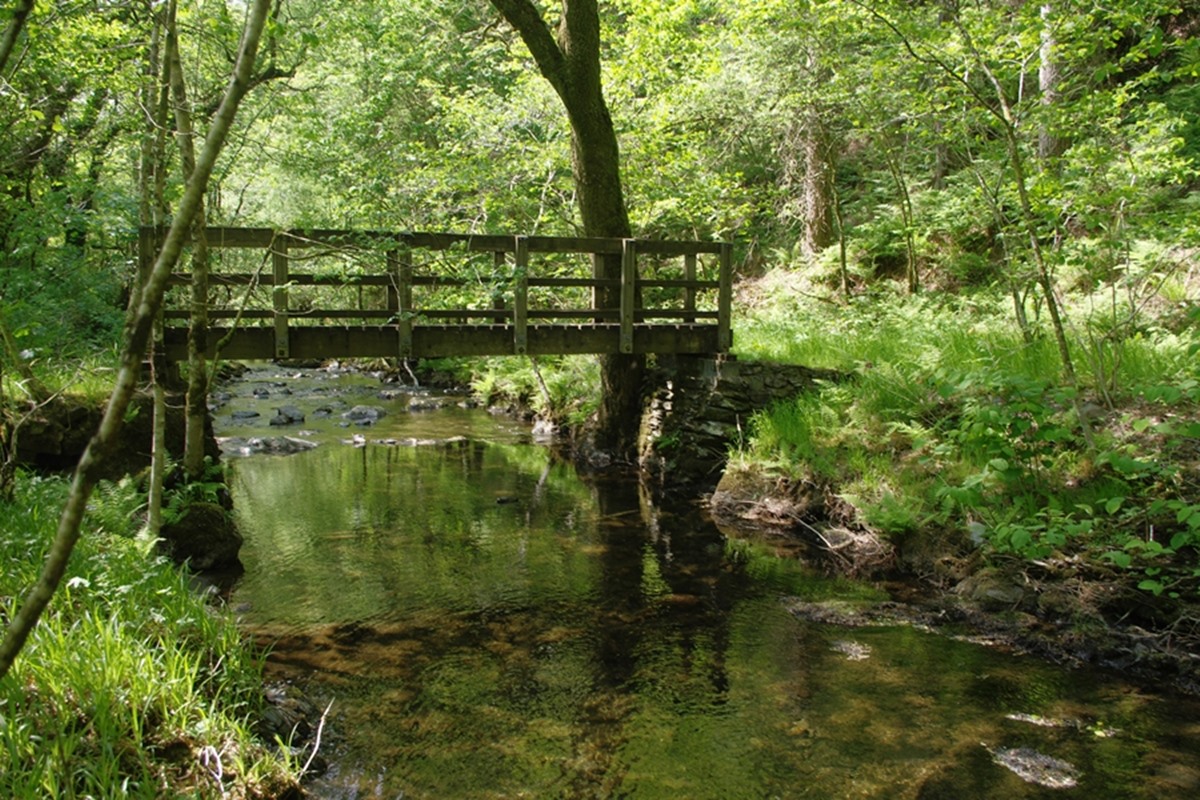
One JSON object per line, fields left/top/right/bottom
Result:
{"left": 144, "top": 226, "right": 732, "bottom": 359}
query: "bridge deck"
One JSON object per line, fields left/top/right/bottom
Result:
{"left": 145, "top": 226, "right": 732, "bottom": 362}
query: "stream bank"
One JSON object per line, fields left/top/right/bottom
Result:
{"left": 622, "top": 354, "right": 1200, "bottom": 697}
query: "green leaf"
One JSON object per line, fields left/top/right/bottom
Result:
{"left": 1104, "top": 496, "right": 1125, "bottom": 514}
{"left": 1103, "top": 551, "right": 1132, "bottom": 569}
{"left": 1138, "top": 579, "right": 1166, "bottom": 596}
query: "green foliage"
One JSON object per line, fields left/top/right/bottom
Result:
{"left": 162, "top": 458, "right": 229, "bottom": 527}
{"left": 470, "top": 355, "right": 600, "bottom": 426}
{"left": 0, "top": 474, "right": 298, "bottom": 798}
{"left": 734, "top": 279, "right": 1200, "bottom": 595}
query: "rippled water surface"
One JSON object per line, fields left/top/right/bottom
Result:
{"left": 224, "top": 367, "right": 1200, "bottom": 799}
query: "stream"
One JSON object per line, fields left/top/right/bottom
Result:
{"left": 218, "top": 365, "right": 1200, "bottom": 799}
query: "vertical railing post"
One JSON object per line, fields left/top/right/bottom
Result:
{"left": 717, "top": 242, "right": 733, "bottom": 351}
{"left": 513, "top": 236, "right": 528, "bottom": 355}
{"left": 272, "top": 236, "right": 289, "bottom": 359}
{"left": 684, "top": 252, "right": 697, "bottom": 323}
{"left": 620, "top": 238, "right": 636, "bottom": 354}
{"left": 397, "top": 246, "right": 413, "bottom": 358}
{"left": 492, "top": 250, "right": 507, "bottom": 324}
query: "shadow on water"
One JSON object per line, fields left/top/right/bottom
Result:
{"left": 225, "top": 390, "right": 1200, "bottom": 799}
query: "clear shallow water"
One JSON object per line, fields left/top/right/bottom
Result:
{"left": 225, "top": 368, "right": 1200, "bottom": 799}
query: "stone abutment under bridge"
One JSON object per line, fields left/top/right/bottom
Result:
{"left": 636, "top": 355, "right": 839, "bottom": 491}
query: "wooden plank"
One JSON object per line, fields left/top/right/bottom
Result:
{"left": 144, "top": 226, "right": 729, "bottom": 258}
{"left": 528, "top": 277, "right": 619, "bottom": 288}
{"left": 528, "top": 309, "right": 617, "bottom": 320}
{"left": 272, "top": 240, "right": 289, "bottom": 358}
{"left": 620, "top": 239, "right": 636, "bottom": 354}
{"left": 718, "top": 242, "right": 733, "bottom": 351}
{"left": 513, "top": 236, "right": 528, "bottom": 354}
{"left": 162, "top": 323, "right": 721, "bottom": 361}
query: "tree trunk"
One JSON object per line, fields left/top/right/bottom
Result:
{"left": 490, "top": 0, "right": 642, "bottom": 458}
{"left": 800, "top": 112, "right": 834, "bottom": 259}
{"left": 0, "top": 0, "right": 34, "bottom": 75}
{"left": 167, "top": 2, "right": 212, "bottom": 479}
{"left": 0, "top": 0, "right": 273, "bottom": 681}
{"left": 885, "top": 149, "right": 919, "bottom": 294}
{"left": 1037, "top": 4, "right": 1067, "bottom": 164}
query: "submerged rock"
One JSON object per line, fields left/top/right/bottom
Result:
{"left": 987, "top": 746, "right": 1080, "bottom": 789}
{"left": 218, "top": 436, "right": 318, "bottom": 457}
{"left": 342, "top": 405, "right": 387, "bottom": 424}
{"left": 269, "top": 406, "right": 306, "bottom": 426}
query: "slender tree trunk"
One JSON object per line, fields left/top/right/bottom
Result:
{"left": 0, "top": 0, "right": 273, "bottom": 680}
{"left": 0, "top": 0, "right": 34, "bottom": 75}
{"left": 142, "top": 2, "right": 171, "bottom": 539}
{"left": 885, "top": 150, "right": 919, "bottom": 294}
{"left": 490, "top": 0, "right": 642, "bottom": 458}
{"left": 959, "top": 24, "right": 1094, "bottom": 447}
{"left": 167, "top": 3, "right": 212, "bottom": 479}
{"left": 831, "top": 182, "right": 850, "bottom": 299}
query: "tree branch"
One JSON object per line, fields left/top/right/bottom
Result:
{"left": 489, "top": 0, "right": 567, "bottom": 95}
{"left": 0, "top": 0, "right": 34, "bottom": 75}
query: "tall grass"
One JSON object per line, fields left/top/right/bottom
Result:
{"left": 0, "top": 475, "right": 298, "bottom": 799}
{"left": 731, "top": 280, "right": 1200, "bottom": 562}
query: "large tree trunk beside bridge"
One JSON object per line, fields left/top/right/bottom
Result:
{"left": 490, "top": 0, "right": 643, "bottom": 459}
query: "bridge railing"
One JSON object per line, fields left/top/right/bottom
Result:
{"left": 146, "top": 226, "right": 732, "bottom": 360}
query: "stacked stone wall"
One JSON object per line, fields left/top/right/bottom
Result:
{"left": 637, "top": 355, "right": 838, "bottom": 490}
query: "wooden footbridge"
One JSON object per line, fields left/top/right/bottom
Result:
{"left": 147, "top": 227, "right": 732, "bottom": 362}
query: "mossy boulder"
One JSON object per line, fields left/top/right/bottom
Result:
{"left": 158, "top": 501, "right": 243, "bottom": 571}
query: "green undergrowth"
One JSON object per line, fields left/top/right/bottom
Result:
{"left": 0, "top": 474, "right": 300, "bottom": 799}
{"left": 465, "top": 354, "right": 601, "bottom": 427}
{"left": 1, "top": 345, "right": 123, "bottom": 404}
{"left": 733, "top": 281, "right": 1200, "bottom": 597}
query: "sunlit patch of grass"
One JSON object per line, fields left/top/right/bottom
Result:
{"left": 729, "top": 277, "right": 1200, "bottom": 556}
{"left": 2, "top": 346, "right": 121, "bottom": 403}
{"left": 0, "top": 474, "right": 299, "bottom": 799}
{"left": 470, "top": 354, "right": 600, "bottom": 426}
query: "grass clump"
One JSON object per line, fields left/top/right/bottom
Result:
{"left": 0, "top": 474, "right": 300, "bottom": 800}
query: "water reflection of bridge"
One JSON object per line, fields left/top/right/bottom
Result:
{"left": 144, "top": 226, "right": 732, "bottom": 363}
